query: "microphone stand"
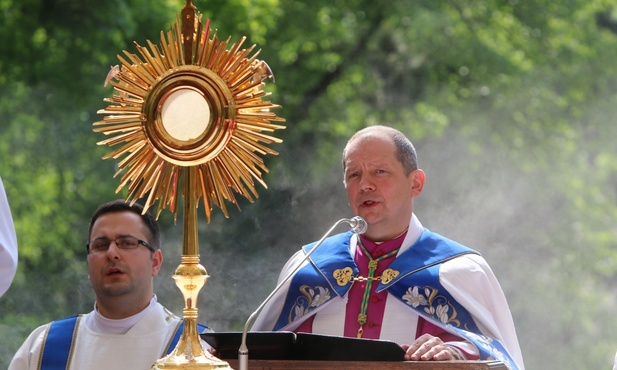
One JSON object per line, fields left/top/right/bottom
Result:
{"left": 238, "top": 216, "right": 367, "bottom": 370}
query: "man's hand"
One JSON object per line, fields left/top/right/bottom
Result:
{"left": 401, "top": 334, "right": 459, "bottom": 361}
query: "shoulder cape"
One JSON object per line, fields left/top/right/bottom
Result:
{"left": 272, "top": 230, "right": 519, "bottom": 370}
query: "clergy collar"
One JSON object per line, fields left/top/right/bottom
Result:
{"left": 89, "top": 295, "right": 157, "bottom": 334}
{"left": 350, "top": 214, "right": 423, "bottom": 257}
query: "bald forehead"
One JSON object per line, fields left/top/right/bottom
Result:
{"left": 343, "top": 136, "right": 398, "bottom": 176}
{"left": 346, "top": 132, "right": 393, "bottom": 153}
{"left": 343, "top": 126, "right": 417, "bottom": 175}
{"left": 344, "top": 130, "right": 394, "bottom": 159}
{"left": 348, "top": 126, "right": 395, "bottom": 143}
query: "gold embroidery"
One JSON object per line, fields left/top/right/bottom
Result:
{"left": 333, "top": 267, "right": 353, "bottom": 286}
{"left": 381, "top": 268, "right": 400, "bottom": 284}
{"left": 288, "top": 285, "right": 331, "bottom": 323}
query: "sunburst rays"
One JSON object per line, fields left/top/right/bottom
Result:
{"left": 94, "top": 12, "right": 285, "bottom": 222}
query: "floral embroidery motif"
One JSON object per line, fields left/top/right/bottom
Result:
{"left": 402, "top": 286, "right": 518, "bottom": 369}
{"left": 402, "top": 286, "right": 461, "bottom": 327}
{"left": 288, "top": 285, "right": 331, "bottom": 323}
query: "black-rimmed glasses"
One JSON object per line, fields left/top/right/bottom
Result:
{"left": 86, "top": 236, "right": 156, "bottom": 254}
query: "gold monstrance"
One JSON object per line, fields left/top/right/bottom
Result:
{"left": 93, "top": 1, "right": 285, "bottom": 368}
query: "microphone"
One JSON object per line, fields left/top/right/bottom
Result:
{"left": 238, "top": 216, "right": 367, "bottom": 370}
{"left": 345, "top": 215, "right": 368, "bottom": 234}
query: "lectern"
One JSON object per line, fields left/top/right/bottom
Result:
{"left": 201, "top": 332, "right": 508, "bottom": 370}
{"left": 225, "top": 359, "right": 508, "bottom": 370}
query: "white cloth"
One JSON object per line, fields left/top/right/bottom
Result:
{"left": 252, "top": 214, "right": 525, "bottom": 370}
{"left": 0, "top": 177, "right": 18, "bottom": 298}
{"left": 9, "top": 301, "right": 184, "bottom": 370}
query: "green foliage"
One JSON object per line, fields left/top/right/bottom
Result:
{"left": 2, "top": 1, "right": 617, "bottom": 369}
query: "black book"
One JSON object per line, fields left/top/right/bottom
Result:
{"left": 201, "top": 331, "right": 406, "bottom": 361}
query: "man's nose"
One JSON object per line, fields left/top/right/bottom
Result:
{"left": 359, "top": 175, "right": 375, "bottom": 192}
{"left": 106, "top": 241, "right": 122, "bottom": 259}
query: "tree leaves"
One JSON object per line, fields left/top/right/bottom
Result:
{"left": 2, "top": 1, "right": 617, "bottom": 369}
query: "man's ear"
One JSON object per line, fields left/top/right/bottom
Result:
{"left": 151, "top": 249, "right": 163, "bottom": 277}
{"left": 411, "top": 169, "right": 425, "bottom": 198}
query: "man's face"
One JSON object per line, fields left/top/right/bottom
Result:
{"left": 87, "top": 211, "right": 162, "bottom": 304}
{"left": 343, "top": 134, "right": 424, "bottom": 241}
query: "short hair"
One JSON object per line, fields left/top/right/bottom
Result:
{"left": 343, "top": 125, "right": 418, "bottom": 175}
{"left": 88, "top": 200, "right": 160, "bottom": 249}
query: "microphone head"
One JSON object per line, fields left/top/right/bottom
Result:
{"left": 348, "top": 216, "right": 368, "bottom": 234}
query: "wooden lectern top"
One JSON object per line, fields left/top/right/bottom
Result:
{"left": 225, "top": 359, "right": 508, "bottom": 370}
{"left": 203, "top": 332, "right": 509, "bottom": 369}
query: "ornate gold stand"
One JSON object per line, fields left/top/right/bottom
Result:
{"left": 152, "top": 168, "right": 230, "bottom": 369}
{"left": 94, "top": 1, "right": 284, "bottom": 368}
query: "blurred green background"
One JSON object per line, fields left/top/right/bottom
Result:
{"left": 2, "top": 1, "right": 617, "bottom": 369}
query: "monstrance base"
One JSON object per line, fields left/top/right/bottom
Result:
{"left": 151, "top": 353, "right": 232, "bottom": 370}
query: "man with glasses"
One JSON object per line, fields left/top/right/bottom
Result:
{"left": 9, "top": 200, "right": 209, "bottom": 369}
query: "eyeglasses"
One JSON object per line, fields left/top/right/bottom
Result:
{"left": 86, "top": 236, "right": 156, "bottom": 254}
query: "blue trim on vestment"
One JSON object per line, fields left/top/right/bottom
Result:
{"left": 40, "top": 315, "right": 80, "bottom": 370}
{"left": 388, "top": 263, "right": 519, "bottom": 370}
{"left": 301, "top": 231, "right": 358, "bottom": 297}
{"left": 377, "top": 229, "right": 479, "bottom": 291}
{"left": 39, "top": 316, "right": 208, "bottom": 369}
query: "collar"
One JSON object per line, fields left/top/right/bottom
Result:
{"left": 351, "top": 213, "right": 423, "bottom": 257}
{"left": 89, "top": 295, "right": 158, "bottom": 334}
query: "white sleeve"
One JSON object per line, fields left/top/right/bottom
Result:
{"left": 8, "top": 324, "right": 48, "bottom": 370}
{"left": 0, "top": 177, "right": 18, "bottom": 298}
{"left": 440, "top": 254, "right": 525, "bottom": 370}
{"left": 251, "top": 250, "right": 307, "bottom": 331}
